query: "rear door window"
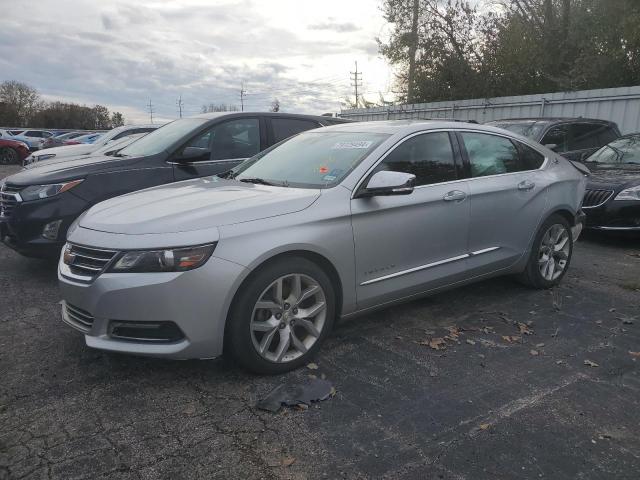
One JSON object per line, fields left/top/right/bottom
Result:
{"left": 271, "top": 118, "right": 321, "bottom": 143}
{"left": 569, "top": 123, "right": 607, "bottom": 151}
{"left": 460, "top": 132, "right": 522, "bottom": 177}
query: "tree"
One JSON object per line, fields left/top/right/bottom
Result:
{"left": 0, "top": 80, "right": 42, "bottom": 126}
{"left": 270, "top": 98, "right": 280, "bottom": 112}
{"left": 111, "top": 112, "right": 125, "bottom": 127}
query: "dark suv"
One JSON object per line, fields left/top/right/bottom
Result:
{"left": 0, "top": 112, "right": 349, "bottom": 258}
{"left": 486, "top": 118, "right": 620, "bottom": 162}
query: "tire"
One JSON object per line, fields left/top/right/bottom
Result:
{"left": 518, "top": 214, "right": 573, "bottom": 289}
{"left": 226, "top": 256, "right": 336, "bottom": 374}
{"left": 0, "top": 147, "right": 19, "bottom": 165}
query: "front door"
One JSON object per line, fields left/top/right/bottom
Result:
{"left": 173, "top": 117, "right": 263, "bottom": 180}
{"left": 351, "top": 131, "right": 470, "bottom": 309}
{"left": 457, "top": 131, "right": 550, "bottom": 275}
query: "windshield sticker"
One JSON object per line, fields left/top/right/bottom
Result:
{"left": 332, "top": 141, "right": 374, "bottom": 149}
{"left": 319, "top": 166, "right": 329, "bottom": 174}
{"left": 323, "top": 175, "right": 337, "bottom": 181}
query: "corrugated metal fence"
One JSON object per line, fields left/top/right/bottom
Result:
{"left": 339, "top": 86, "right": 640, "bottom": 134}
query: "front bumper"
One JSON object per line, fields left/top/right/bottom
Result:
{"left": 58, "top": 255, "right": 248, "bottom": 359}
{"left": 583, "top": 200, "right": 640, "bottom": 231}
{"left": 0, "top": 192, "right": 88, "bottom": 258}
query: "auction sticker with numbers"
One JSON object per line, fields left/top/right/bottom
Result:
{"left": 332, "top": 141, "right": 373, "bottom": 149}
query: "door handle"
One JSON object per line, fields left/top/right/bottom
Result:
{"left": 518, "top": 180, "right": 535, "bottom": 191}
{"left": 443, "top": 190, "right": 467, "bottom": 202}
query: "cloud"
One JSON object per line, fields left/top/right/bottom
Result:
{"left": 309, "top": 21, "right": 360, "bottom": 33}
{"left": 0, "top": 0, "right": 391, "bottom": 122}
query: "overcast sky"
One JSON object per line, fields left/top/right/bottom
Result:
{"left": 0, "top": 0, "right": 395, "bottom": 123}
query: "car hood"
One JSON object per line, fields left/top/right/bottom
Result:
{"left": 33, "top": 143, "right": 96, "bottom": 159}
{"left": 586, "top": 165, "right": 640, "bottom": 190}
{"left": 79, "top": 177, "right": 321, "bottom": 234}
{"left": 6, "top": 154, "right": 150, "bottom": 186}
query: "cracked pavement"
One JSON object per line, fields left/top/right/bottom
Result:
{"left": 1, "top": 164, "right": 639, "bottom": 479}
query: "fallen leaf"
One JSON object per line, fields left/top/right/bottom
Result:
{"left": 619, "top": 317, "right": 634, "bottom": 325}
{"left": 395, "top": 335, "right": 404, "bottom": 340}
{"left": 466, "top": 339, "right": 476, "bottom": 346}
{"left": 595, "top": 320, "right": 603, "bottom": 325}
{"left": 556, "top": 360, "right": 565, "bottom": 365}
{"left": 584, "top": 360, "right": 599, "bottom": 368}
{"left": 536, "top": 343, "right": 545, "bottom": 348}
{"left": 479, "top": 423, "right": 491, "bottom": 430}
{"left": 609, "top": 308, "right": 616, "bottom": 313}
{"left": 501, "top": 335, "right": 521, "bottom": 343}
{"left": 518, "top": 323, "right": 534, "bottom": 335}
{"left": 629, "top": 351, "right": 640, "bottom": 358}
{"left": 306, "top": 362, "right": 319, "bottom": 370}
{"left": 295, "top": 403, "right": 309, "bottom": 410}
{"left": 282, "top": 456, "right": 296, "bottom": 467}
{"left": 419, "top": 337, "right": 447, "bottom": 350}
{"left": 530, "top": 350, "right": 539, "bottom": 356}
{"left": 424, "top": 330, "right": 436, "bottom": 335}
{"left": 182, "top": 404, "right": 196, "bottom": 415}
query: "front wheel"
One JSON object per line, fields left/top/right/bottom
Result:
{"left": 518, "top": 214, "right": 573, "bottom": 289}
{"left": 226, "top": 257, "right": 336, "bottom": 374}
{"left": 0, "top": 147, "right": 19, "bottom": 165}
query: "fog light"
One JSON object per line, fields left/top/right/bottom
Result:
{"left": 42, "top": 220, "right": 63, "bottom": 240}
{"left": 109, "top": 321, "right": 185, "bottom": 342}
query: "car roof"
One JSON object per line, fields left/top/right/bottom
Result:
{"left": 320, "top": 119, "right": 496, "bottom": 135}
{"left": 191, "top": 111, "right": 349, "bottom": 123}
{"left": 488, "top": 117, "right": 615, "bottom": 125}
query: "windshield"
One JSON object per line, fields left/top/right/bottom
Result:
{"left": 119, "top": 118, "right": 207, "bottom": 157}
{"left": 232, "top": 131, "right": 389, "bottom": 188}
{"left": 587, "top": 136, "right": 640, "bottom": 165}
{"left": 488, "top": 121, "right": 547, "bottom": 140}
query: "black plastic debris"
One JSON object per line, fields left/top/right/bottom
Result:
{"left": 256, "top": 378, "right": 335, "bottom": 412}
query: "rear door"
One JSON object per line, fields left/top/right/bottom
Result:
{"left": 457, "top": 131, "right": 549, "bottom": 275}
{"left": 173, "top": 116, "right": 266, "bottom": 180}
{"left": 351, "top": 131, "right": 471, "bottom": 309}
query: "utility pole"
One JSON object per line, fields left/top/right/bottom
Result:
{"left": 240, "top": 81, "right": 246, "bottom": 112}
{"left": 147, "top": 99, "right": 154, "bottom": 123}
{"left": 350, "top": 61, "right": 363, "bottom": 108}
{"left": 407, "top": 0, "right": 419, "bottom": 104}
{"left": 176, "top": 95, "right": 183, "bottom": 118}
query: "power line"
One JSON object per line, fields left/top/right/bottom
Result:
{"left": 147, "top": 99, "right": 154, "bottom": 123}
{"left": 350, "top": 61, "right": 363, "bottom": 108}
{"left": 176, "top": 95, "right": 184, "bottom": 118}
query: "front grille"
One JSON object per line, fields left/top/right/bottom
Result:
{"left": 582, "top": 189, "right": 614, "bottom": 208}
{"left": 0, "top": 184, "right": 21, "bottom": 219}
{"left": 63, "top": 302, "right": 95, "bottom": 332}
{"left": 64, "top": 243, "right": 118, "bottom": 280}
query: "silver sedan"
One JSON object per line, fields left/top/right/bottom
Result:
{"left": 58, "top": 121, "right": 587, "bottom": 373}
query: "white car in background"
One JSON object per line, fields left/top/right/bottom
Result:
{"left": 9, "top": 130, "right": 55, "bottom": 151}
{"left": 24, "top": 124, "right": 160, "bottom": 165}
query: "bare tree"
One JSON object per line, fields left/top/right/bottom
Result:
{"left": 270, "top": 98, "right": 280, "bottom": 112}
{"left": 0, "top": 81, "right": 42, "bottom": 126}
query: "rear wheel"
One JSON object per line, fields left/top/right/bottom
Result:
{"left": 519, "top": 214, "right": 573, "bottom": 289}
{"left": 0, "top": 147, "right": 19, "bottom": 165}
{"left": 226, "top": 257, "right": 336, "bottom": 374}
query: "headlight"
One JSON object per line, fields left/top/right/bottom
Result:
{"left": 20, "top": 179, "right": 84, "bottom": 201}
{"left": 106, "top": 244, "right": 216, "bottom": 273}
{"left": 614, "top": 185, "right": 640, "bottom": 201}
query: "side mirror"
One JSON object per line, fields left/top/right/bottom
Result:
{"left": 174, "top": 146, "right": 211, "bottom": 163}
{"left": 358, "top": 171, "right": 416, "bottom": 198}
{"left": 544, "top": 143, "right": 558, "bottom": 152}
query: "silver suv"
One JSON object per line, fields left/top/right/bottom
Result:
{"left": 58, "top": 121, "right": 587, "bottom": 374}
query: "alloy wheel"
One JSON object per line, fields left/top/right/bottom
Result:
{"left": 250, "top": 273, "right": 327, "bottom": 363}
{"left": 0, "top": 147, "right": 18, "bottom": 165}
{"left": 538, "top": 223, "right": 570, "bottom": 281}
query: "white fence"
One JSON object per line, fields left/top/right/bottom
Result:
{"left": 339, "top": 86, "right": 640, "bottom": 134}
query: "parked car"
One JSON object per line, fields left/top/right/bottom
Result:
{"left": 23, "top": 124, "right": 158, "bottom": 165}
{"left": 0, "top": 129, "right": 16, "bottom": 139}
{"left": 42, "top": 131, "right": 85, "bottom": 149}
{"left": 0, "top": 113, "right": 349, "bottom": 258}
{"left": 65, "top": 133, "right": 103, "bottom": 145}
{"left": 55, "top": 121, "right": 586, "bottom": 373}
{"left": 486, "top": 118, "right": 620, "bottom": 162}
{"left": 0, "top": 138, "right": 30, "bottom": 165}
{"left": 580, "top": 134, "right": 640, "bottom": 231}
{"left": 10, "top": 130, "right": 55, "bottom": 151}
